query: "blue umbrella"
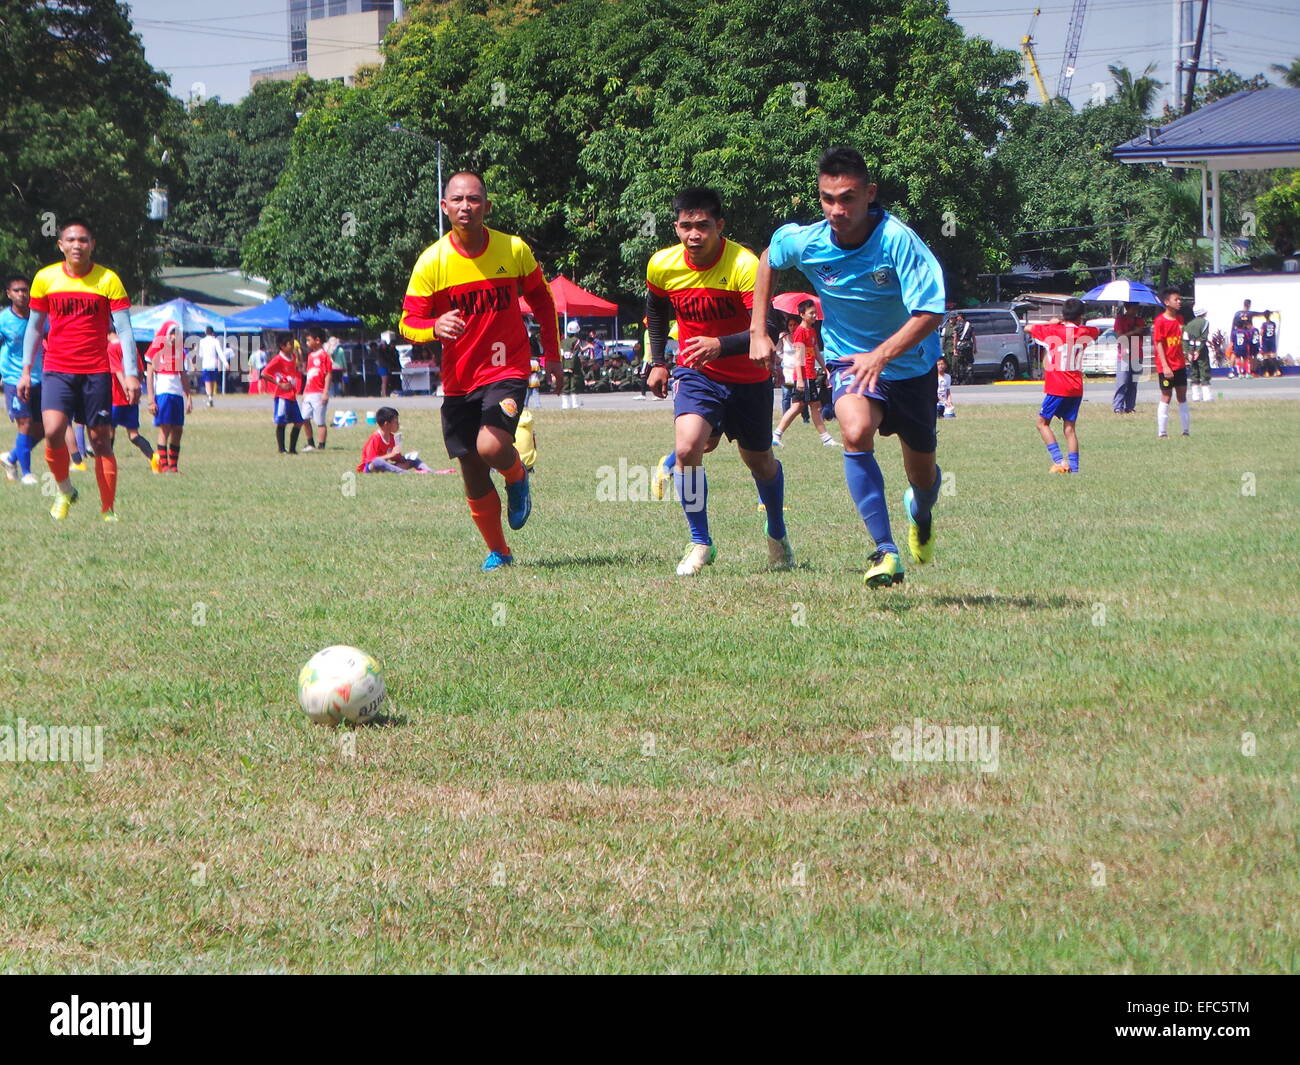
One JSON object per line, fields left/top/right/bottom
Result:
{"left": 1082, "top": 279, "right": 1163, "bottom": 305}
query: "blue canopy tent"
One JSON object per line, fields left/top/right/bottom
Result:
{"left": 224, "top": 295, "right": 362, "bottom": 330}
{"left": 130, "top": 298, "right": 251, "bottom": 343}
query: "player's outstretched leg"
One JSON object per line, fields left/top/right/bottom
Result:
{"left": 838, "top": 395, "right": 902, "bottom": 587}
{"left": 460, "top": 452, "right": 513, "bottom": 570}
{"left": 903, "top": 460, "right": 941, "bottom": 566}
{"left": 671, "top": 413, "right": 717, "bottom": 576}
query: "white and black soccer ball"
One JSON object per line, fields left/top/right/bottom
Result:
{"left": 297, "top": 645, "right": 386, "bottom": 726}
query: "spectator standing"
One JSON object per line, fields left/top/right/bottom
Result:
{"left": 950, "top": 312, "right": 975, "bottom": 384}
{"left": 196, "top": 326, "right": 229, "bottom": 407}
{"left": 1184, "top": 305, "right": 1213, "bottom": 402}
{"left": 1259, "top": 311, "right": 1281, "bottom": 375}
{"left": 1112, "top": 302, "right": 1146, "bottom": 413}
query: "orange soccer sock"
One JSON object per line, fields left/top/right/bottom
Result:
{"left": 45, "top": 444, "right": 70, "bottom": 483}
{"left": 467, "top": 489, "right": 510, "bottom": 556}
{"left": 94, "top": 454, "right": 118, "bottom": 512}
{"left": 500, "top": 456, "right": 526, "bottom": 485}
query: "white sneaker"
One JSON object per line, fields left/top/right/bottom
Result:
{"left": 20, "top": 473, "right": 38, "bottom": 486}
{"left": 0, "top": 451, "right": 15, "bottom": 481}
{"left": 302, "top": 444, "right": 316, "bottom": 452}
{"left": 633, "top": 394, "right": 646, "bottom": 401}
{"left": 820, "top": 434, "right": 838, "bottom": 447}
{"left": 771, "top": 433, "right": 783, "bottom": 448}
{"left": 675, "top": 542, "right": 717, "bottom": 576}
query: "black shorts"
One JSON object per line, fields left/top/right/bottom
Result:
{"left": 42, "top": 371, "right": 113, "bottom": 427}
{"left": 830, "top": 362, "right": 938, "bottom": 454}
{"left": 441, "top": 378, "right": 528, "bottom": 459}
{"left": 1158, "top": 367, "right": 1187, "bottom": 390}
{"left": 671, "top": 366, "right": 774, "bottom": 452}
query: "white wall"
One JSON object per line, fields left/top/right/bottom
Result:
{"left": 1194, "top": 273, "right": 1299, "bottom": 359}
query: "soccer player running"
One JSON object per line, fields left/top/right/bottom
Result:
{"left": 750, "top": 148, "right": 945, "bottom": 588}
{"left": 1027, "top": 298, "right": 1098, "bottom": 474}
{"left": 1152, "top": 287, "right": 1190, "bottom": 438}
{"left": 399, "top": 171, "right": 559, "bottom": 571}
{"left": 18, "top": 219, "right": 139, "bottom": 521}
{"left": 642, "top": 187, "right": 793, "bottom": 577}
{"left": 299, "top": 327, "right": 333, "bottom": 450}
{"left": 145, "top": 321, "right": 193, "bottom": 472}
{"left": 0, "top": 274, "right": 44, "bottom": 485}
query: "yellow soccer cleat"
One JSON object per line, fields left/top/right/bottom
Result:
{"left": 903, "top": 487, "right": 934, "bottom": 565}
{"left": 49, "top": 487, "right": 79, "bottom": 521}
{"left": 150, "top": 452, "right": 161, "bottom": 474}
{"left": 863, "top": 549, "right": 904, "bottom": 588}
{"left": 101, "top": 510, "right": 119, "bottom": 523}
{"left": 71, "top": 460, "right": 87, "bottom": 473}
{"left": 651, "top": 454, "right": 672, "bottom": 501}
{"left": 1050, "top": 463, "right": 1070, "bottom": 474}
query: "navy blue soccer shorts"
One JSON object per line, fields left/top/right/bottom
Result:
{"left": 829, "top": 362, "right": 938, "bottom": 454}
{"left": 671, "top": 366, "right": 774, "bottom": 452}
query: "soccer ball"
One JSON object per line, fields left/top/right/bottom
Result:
{"left": 297, "top": 645, "right": 386, "bottom": 726}
{"left": 332, "top": 410, "right": 357, "bottom": 428}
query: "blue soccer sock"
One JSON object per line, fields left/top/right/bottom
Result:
{"left": 1068, "top": 451, "right": 1079, "bottom": 473}
{"left": 1046, "top": 441, "right": 1063, "bottom": 465}
{"left": 907, "top": 464, "right": 942, "bottom": 539}
{"left": 74, "top": 424, "right": 87, "bottom": 458}
{"left": 844, "top": 450, "right": 896, "bottom": 556}
{"left": 663, "top": 450, "right": 677, "bottom": 472}
{"left": 674, "top": 465, "right": 711, "bottom": 545}
{"left": 13, "top": 432, "right": 31, "bottom": 476}
{"left": 755, "top": 461, "right": 786, "bottom": 540}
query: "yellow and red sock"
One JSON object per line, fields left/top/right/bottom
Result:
{"left": 94, "top": 454, "right": 118, "bottom": 512}
{"left": 467, "top": 490, "right": 510, "bottom": 556}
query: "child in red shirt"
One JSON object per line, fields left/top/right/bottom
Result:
{"left": 1151, "top": 288, "right": 1190, "bottom": 438}
{"left": 1027, "top": 298, "right": 1099, "bottom": 474}
{"left": 357, "top": 408, "right": 430, "bottom": 473}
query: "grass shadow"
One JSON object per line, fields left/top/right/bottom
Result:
{"left": 932, "top": 593, "right": 1083, "bottom": 610}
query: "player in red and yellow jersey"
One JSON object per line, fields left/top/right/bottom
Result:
{"left": 19, "top": 218, "right": 138, "bottom": 521}
{"left": 1151, "top": 287, "right": 1190, "bottom": 438}
{"left": 399, "top": 171, "right": 559, "bottom": 571}
{"left": 644, "top": 187, "right": 793, "bottom": 576}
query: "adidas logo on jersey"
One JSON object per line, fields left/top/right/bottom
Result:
{"left": 496, "top": 266, "right": 507, "bottom": 274}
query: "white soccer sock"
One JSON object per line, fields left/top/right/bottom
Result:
{"left": 1204, "top": 387, "right": 1212, "bottom": 402}
{"left": 1179, "top": 402, "right": 1190, "bottom": 433}
{"left": 1157, "top": 401, "right": 1169, "bottom": 436}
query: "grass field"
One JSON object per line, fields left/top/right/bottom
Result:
{"left": 1, "top": 397, "right": 1296, "bottom": 974}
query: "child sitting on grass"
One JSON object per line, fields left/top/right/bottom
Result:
{"left": 356, "top": 407, "right": 430, "bottom": 473}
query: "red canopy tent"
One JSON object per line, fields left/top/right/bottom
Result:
{"left": 520, "top": 275, "right": 620, "bottom": 336}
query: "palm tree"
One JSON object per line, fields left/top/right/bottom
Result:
{"left": 1109, "top": 63, "right": 1164, "bottom": 115}
{"left": 1270, "top": 58, "right": 1300, "bottom": 88}
{"left": 1131, "top": 176, "right": 1203, "bottom": 287}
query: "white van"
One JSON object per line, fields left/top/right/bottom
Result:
{"left": 945, "top": 308, "right": 1034, "bottom": 380}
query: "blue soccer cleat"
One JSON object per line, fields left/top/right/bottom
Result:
{"left": 506, "top": 471, "right": 532, "bottom": 530}
{"left": 482, "top": 551, "right": 514, "bottom": 572}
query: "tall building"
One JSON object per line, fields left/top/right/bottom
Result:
{"left": 253, "top": 1, "right": 397, "bottom": 88}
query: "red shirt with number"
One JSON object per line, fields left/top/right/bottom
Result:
{"left": 1027, "top": 321, "right": 1099, "bottom": 398}
{"left": 303, "top": 350, "right": 332, "bottom": 396}
{"left": 261, "top": 352, "right": 302, "bottom": 399}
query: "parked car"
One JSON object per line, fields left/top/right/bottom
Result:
{"left": 944, "top": 307, "right": 1034, "bottom": 380}
{"left": 1081, "top": 317, "right": 1154, "bottom": 377}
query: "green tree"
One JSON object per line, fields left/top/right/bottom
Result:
{"left": 164, "top": 78, "right": 331, "bottom": 267}
{"left": 1269, "top": 59, "right": 1300, "bottom": 89}
{"left": 0, "top": 0, "right": 183, "bottom": 295}
{"left": 1256, "top": 170, "right": 1300, "bottom": 256}
{"left": 247, "top": 0, "right": 1024, "bottom": 319}
{"left": 1108, "top": 63, "right": 1163, "bottom": 115}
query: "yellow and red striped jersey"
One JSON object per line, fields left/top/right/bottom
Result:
{"left": 646, "top": 238, "right": 761, "bottom": 383}
{"left": 400, "top": 227, "right": 559, "bottom": 396}
{"left": 29, "top": 262, "right": 130, "bottom": 374}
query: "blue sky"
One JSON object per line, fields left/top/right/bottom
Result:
{"left": 128, "top": 0, "right": 1300, "bottom": 109}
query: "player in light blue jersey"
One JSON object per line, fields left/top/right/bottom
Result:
{"left": 0, "top": 274, "right": 44, "bottom": 485}
{"left": 751, "top": 148, "right": 946, "bottom": 587}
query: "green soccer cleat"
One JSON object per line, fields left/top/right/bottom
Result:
{"left": 651, "top": 454, "right": 672, "bottom": 501}
{"left": 903, "top": 486, "right": 934, "bottom": 565}
{"left": 864, "top": 549, "right": 904, "bottom": 588}
{"left": 675, "top": 542, "right": 716, "bottom": 576}
{"left": 49, "top": 487, "right": 79, "bottom": 521}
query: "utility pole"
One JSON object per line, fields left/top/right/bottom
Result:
{"left": 1183, "top": 0, "right": 1211, "bottom": 115}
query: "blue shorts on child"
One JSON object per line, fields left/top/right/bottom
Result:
{"left": 154, "top": 393, "right": 185, "bottom": 426}
{"left": 1039, "top": 394, "right": 1081, "bottom": 422}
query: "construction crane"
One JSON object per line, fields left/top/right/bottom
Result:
{"left": 1021, "top": 8, "right": 1051, "bottom": 104}
{"left": 1057, "top": 0, "right": 1089, "bottom": 100}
